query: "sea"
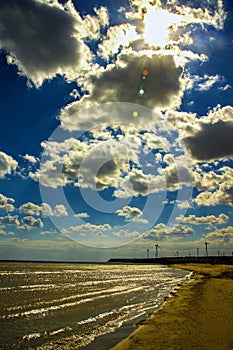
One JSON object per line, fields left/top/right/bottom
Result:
{"left": 0, "top": 262, "right": 191, "bottom": 349}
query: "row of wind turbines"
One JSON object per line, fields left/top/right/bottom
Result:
{"left": 147, "top": 240, "right": 211, "bottom": 258}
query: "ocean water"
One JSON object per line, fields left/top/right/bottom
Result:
{"left": 0, "top": 262, "right": 190, "bottom": 349}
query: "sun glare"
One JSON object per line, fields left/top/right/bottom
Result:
{"left": 143, "top": 5, "right": 182, "bottom": 48}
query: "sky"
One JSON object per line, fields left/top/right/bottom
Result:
{"left": 0, "top": 0, "right": 233, "bottom": 261}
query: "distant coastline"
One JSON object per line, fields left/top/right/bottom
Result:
{"left": 108, "top": 255, "right": 233, "bottom": 265}
{"left": 0, "top": 259, "right": 108, "bottom": 264}
{"left": 1, "top": 256, "right": 233, "bottom": 265}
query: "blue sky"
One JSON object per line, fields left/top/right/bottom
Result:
{"left": 0, "top": 0, "right": 233, "bottom": 261}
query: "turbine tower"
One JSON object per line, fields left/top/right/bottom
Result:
{"left": 205, "top": 240, "right": 209, "bottom": 257}
{"left": 155, "top": 243, "right": 160, "bottom": 258}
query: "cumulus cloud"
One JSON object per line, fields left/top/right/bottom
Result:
{"left": 23, "top": 154, "right": 38, "bottom": 163}
{"left": 31, "top": 123, "right": 191, "bottom": 198}
{"left": 63, "top": 223, "right": 111, "bottom": 236}
{"left": 53, "top": 205, "right": 68, "bottom": 217}
{"left": 146, "top": 222, "right": 194, "bottom": 240}
{"left": 60, "top": 52, "right": 184, "bottom": 126}
{"left": 19, "top": 202, "right": 47, "bottom": 216}
{"left": 31, "top": 135, "right": 140, "bottom": 190}
{"left": 197, "top": 74, "right": 222, "bottom": 91}
{"left": 82, "top": 6, "right": 109, "bottom": 39}
{"left": 113, "top": 229, "right": 140, "bottom": 238}
{"left": 165, "top": 106, "right": 233, "bottom": 162}
{"left": 114, "top": 168, "right": 164, "bottom": 198}
{"left": 194, "top": 185, "right": 233, "bottom": 207}
{"left": 184, "top": 121, "right": 233, "bottom": 161}
{"left": 114, "top": 154, "right": 192, "bottom": 198}
{"left": 0, "top": 193, "right": 15, "bottom": 212}
{"left": 177, "top": 200, "right": 193, "bottom": 209}
{"left": 116, "top": 206, "right": 143, "bottom": 219}
{"left": 40, "top": 230, "right": 58, "bottom": 235}
{"left": 21, "top": 216, "right": 44, "bottom": 229}
{"left": 116, "top": 206, "right": 149, "bottom": 224}
{"left": 98, "top": 24, "right": 138, "bottom": 59}
{"left": 0, "top": 0, "right": 92, "bottom": 87}
{"left": 0, "top": 151, "right": 18, "bottom": 178}
{"left": 18, "top": 202, "right": 68, "bottom": 217}
{"left": 176, "top": 213, "right": 229, "bottom": 226}
{"left": 193, "top": 166, "right": 233, "bottom": 206}
{"left": 160, "top": 154, "right": 193, "bottom": 191}
{"left": 206, "top": 226, "right": 233, "bottom": 243}
{"left": 0, "top": 215, "right": 20, "bottom": 226}
{"left": 74, "top": 212, "right": 90, "bottom": 218}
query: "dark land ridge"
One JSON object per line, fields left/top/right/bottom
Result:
{"left": 108, "top": 255, "right": 233, "bottom": 265}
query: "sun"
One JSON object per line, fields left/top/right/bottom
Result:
{"left": 143, "top": 4, "right": 182, "bottom": 48}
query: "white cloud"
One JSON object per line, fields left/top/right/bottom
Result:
{"left": 31, "top": 135, "right": 139, "bottom": 190}
{"left": 74, "top": 212, "right": 90, "bottom": 218}
{"left": 98, "top": 24, "right": 138, "bottom": 59}
{"left": 18, "top": 202, "right": 68, "bottom": 217}
{"left": 114, "top": 154, "right": 192, "bottom": 198}
{"left": 176, "top": 213, "right": 229, "bottom": 226}
{"left": 69, "top": 89, "right": 80, "bottom": 100}
{"left": 40, "top": 230, "right": 58, "bottom": 235}
{"left": 146, "top": 222, "right": 194, "bottom": 240}
{"left": 113, "top": 229, "right": 140, "bottom": 238}
{"left": 177, "top": 200, "right": 193, "bottom": 209}
{"left": 63, "top": 223, "right": 111, "bottom": 236}
{"left": 0, "top": 193, "right": 15, "bottom": 212}
{"left": 193, "top": 166, "right": 233, "bottom": 206}
{"left": 0, "top": 215, "right": 20, "bottom": 226}
{"left": 0, "top": 151, "right": 18, "bottom": 178}
{"left": 53, "top": 204, "right": 68, "bottom": 217}
{"left": 197, "top": 74, "right": 222, "bottom": 91}
{"left": 194, "top": 186, "right": 233, "bottom": 207}
{"left": 115, "top": 205, "right": 149, "bottom": 227}
{"left": 23, "top": 154, "right": 38, "bottom": 163}
{"left": 114, "top": 168, "right": 165, "bottom": 198}
{"left": 116, "top": 206, "right": 143, "bottom": 219}
{"left": 206, "top": 226, "right": 233, "bottom": 243}
{"left": 82, "top": 7, "right": 109, "bottom": 40}
{"left": 19, "top": 202, "right": 46, "bottom": 216}
{"left": 21, "top": 216, "right": 44, "bottom": 229}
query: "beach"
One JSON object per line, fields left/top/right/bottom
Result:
{"left": 0, "top": 262, "right": 188, "bottom": 349}
{"left": 111, "top": 264, "right": 233, "bottom": 350}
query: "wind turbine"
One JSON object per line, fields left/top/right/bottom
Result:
{"left": 205, "top": 240, "right": 209, "bottom": 257}
{"left": 155, "top": 243, "right": 160, "bottom": 258}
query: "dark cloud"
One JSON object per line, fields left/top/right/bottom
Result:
{"left": 184, "top": 121, "right": 233, "bottom": 161}
{"left": 89, "top": 53, "right": 183, "bottom": 109}
{"left": 0, "top": 0, "right": 85, "bottom": 86}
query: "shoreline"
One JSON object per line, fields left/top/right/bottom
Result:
{"left": 79, "top": 265, "right": 192, "bottom": 350}
{"left": 110, "top": 264, "right": 233, "bottom": 350}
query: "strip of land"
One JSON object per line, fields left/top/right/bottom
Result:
{"left": 110, "top": 264, "right": 233, "bottom": 350}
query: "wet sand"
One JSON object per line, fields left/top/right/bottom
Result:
{"left": 110, "top": 264, "right": 233, "bottom": 350}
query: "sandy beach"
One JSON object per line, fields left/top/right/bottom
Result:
{"left": 111, "top": 264, "right": 233, "bottom": 350}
